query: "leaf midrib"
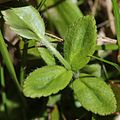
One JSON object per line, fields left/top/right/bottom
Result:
{"left": 80, "top": 79, "right": 111, "bottom": 107}
{"left": 70, "top": 18, "right": 89, "bottom": 64}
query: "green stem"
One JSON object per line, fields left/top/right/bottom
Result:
{"left": 20, "top": 40, "right": 28, "bottom": 85}
{"left": 0, "top": 65, "right": 7, "bottom": 113}
{"left": 112, "top": 0, "right": 120, "bottom": 48}
{"left": 112, "top": 0, "right": 120, "bottom": 63}
{"left": 96, "top": 44, "right": 118, "bottom": 50}
{"left": 0, "top": 30, "right": 27, "bottom": 119}
{"left": 0, "top": 30, "right": 21, "bottom": 92}
{"left": 90, "top": 55, "right": 120, "bottom": 73}
{"left": 102, "top": 64, "right": 109, "bottom": 79}
{"left": 41, "top": 36, "right": 71, "bottom": 70}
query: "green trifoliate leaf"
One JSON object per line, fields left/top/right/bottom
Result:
{"left": 2, "top": 6, "right": 45, "bottom": 40}
{"left": 72, "top": 77, "right": 116, "bottom": 115}
{"left": 23, "top": 65, "right": 72, "bottom": 98}
{"left": 64, "top": 16, "right": 97, "bottom": 71}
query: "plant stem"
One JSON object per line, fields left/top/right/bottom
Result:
{"left": 20, "top": 40, "right": 28, "bottom": 85}
{"left": 0, "top": 65, "right": 8, "bottom": 115}
{"left": 40, "top": 0, "right": 65, "bottom": 13}
{"left": 112, "top": 0, "right": 120, "bottom": 63}
{"left": 41, "top": 36, "right": 71, "bottom": 70}
{"left": 90, "top": 55, "right": 120, "bottom": 73}
{"left": 112, "top": 0, "right": 120, "bottom": 47}
{"left": 0, "top": 30, "right": 21, "bottom": 91}
{"left": 96, "top": 44, "right": 118, "bottom": 50}
{"left": 0, "top": 30, "right": 27, "bottom": 119}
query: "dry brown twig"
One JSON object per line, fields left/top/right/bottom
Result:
{"left": 106, "top": 0, "right": 116, "bottom": 35}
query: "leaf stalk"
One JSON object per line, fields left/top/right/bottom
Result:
{"left": 40, "top": 36, "right": 71, "bottom": 70}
